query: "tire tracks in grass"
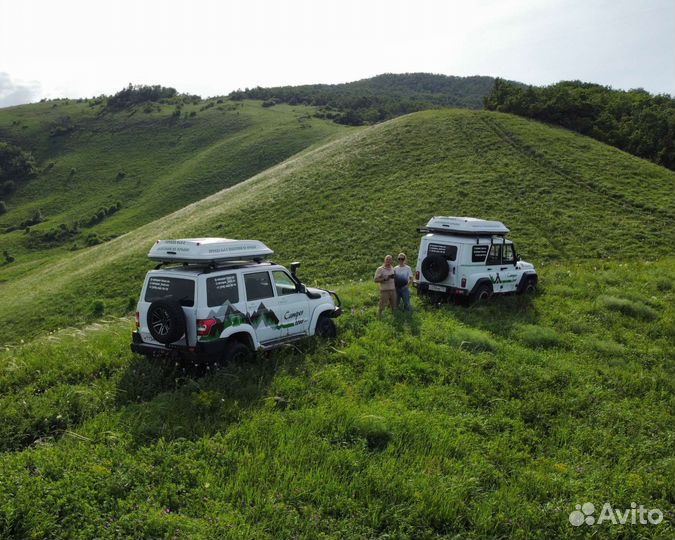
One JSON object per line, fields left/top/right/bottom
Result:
{"left": 480, "top": 116, "right": 673, "bottom": 224}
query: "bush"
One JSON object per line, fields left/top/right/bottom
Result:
{"left": 597, "top": 295, "right": 658, "bottom": 320}
{"left": 0, "top": 200, "right": 6, "bottom": 215}
{"left": 116, "top": 171, "right": 126, "bottom": 180}
{"left": 91, "top": 300, "right": 104, "bottom": 317}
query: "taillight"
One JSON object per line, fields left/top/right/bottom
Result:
{"left": 460, "top": 277, "right": 467, "bottom": 288}
{"left": 135, "top": 311, "right": 140, "bottom": 328}
{"left": 197, "top": 318, "right": 218, "bottom": 337}
{"left": 415, "top": 270, "right": 420, "bottom": 280}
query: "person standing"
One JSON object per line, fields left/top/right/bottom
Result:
{"left": 374, "top": 255, "right": 396, "bottom": 316}
{"left": 394, "top": 252, "right": 413, "bottom": 312}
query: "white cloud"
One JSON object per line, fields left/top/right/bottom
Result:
{"left": 0, "top": 72, "right": 42, "bottom": 108}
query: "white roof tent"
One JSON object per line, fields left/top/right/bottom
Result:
{"left": 148, "top": 238, "right": 274, "bottom": 264}
{"left": 418, "top": 216, "right": 510, "bottom": 236}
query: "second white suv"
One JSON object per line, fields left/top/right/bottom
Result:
{"left": 413, "top": 216, "right": 537, "bottom": 303}
{"left": 130, "top": 238, "right": 341, "bottom": 362}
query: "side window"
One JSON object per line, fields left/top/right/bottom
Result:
{"left": 486, "top": 244, "right": 501, "bottom": 265}
{"left": 472, "top": 245, "right": 489, "bottom": 263}
{"left": 272, "top": 271, "right": 297, "bottom": 296}
{"left": 145, "top": 277, "right": 195, "bottom": 307}
{"left": 502, "top": 244, "right": 515, "bottom": 264}
{"left": 428, "top": 243, "right": 458, "bottom": 261}
{"left": 206, "top": 274, "right": 239, "bottom": 307}
{"left": 244, "top": 272, "right": 274, "bottom": 302}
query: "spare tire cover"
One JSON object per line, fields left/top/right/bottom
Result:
{"left": 147, "top": 299, "right": 186, "bottom": 344}
{"left": 421, "top": 254, "right": 449, "bottom": 283}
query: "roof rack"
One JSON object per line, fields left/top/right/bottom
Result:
{"left": 418, "top": 216, "right": 510, "bottom": 237}
{"left": 148, "top": 238, "right": 274, "bottom": 265}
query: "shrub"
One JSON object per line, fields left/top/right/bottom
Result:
{"left": 91, "top": 300, "right": 104, "bottom": 317}
{"left": 0, "top": 200, "right": 6, "bottom": 215}
{"left": 597, "top": 295, "right": 658, "bottom": 320}
{"left": 116, "top": 170, "right": 126, "bottom": 180}
{"left": 515, "top": 324, "right": 563, "bottom": 349}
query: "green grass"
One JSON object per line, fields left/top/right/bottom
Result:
{"left": 0, "top": 106, "right": 673, "bottom": 538}
{"left": 0, "top": 109, "right": 672, "bottom": 343}
{"left": 0, "top": 258, "right": 672, "bottom": 539}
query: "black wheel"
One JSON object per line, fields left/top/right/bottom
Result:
{"left": 471, "top": 283, "right": 493, "bottom": 304}
{"left": 147, "top": 299, "right": 186, "bottom": 344}
{"left": 224, "top": 340, "right": 253, "bottom": 363}
{"left": 421, "top": 255, "right": 449, "bottom": 283}
{"left": 316, "top": 315, "right": 337, "bottom": 339}
{"left": 523, "top": 278, "right": 537, "bottom": 295}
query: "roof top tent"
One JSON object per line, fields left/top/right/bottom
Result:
{"left": 148, "top": 238, "right": 274, "bottom": 265}
{"left": 418, "top": 216, "right": 510, "bottom": 237}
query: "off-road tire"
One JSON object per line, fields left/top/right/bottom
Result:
{"left": 147, "top": 299, "right": 186, "bottom": 344}
{"left": 316, "top": 315, "right": 337, "bottom": 339}
{"left": 523, "top": 277, "right": 537, "bottom": 295}
{"left": 224, "top": 340, "right": 253, "bottom": 363}
{"left": 471, "top": 283, "right": 493, "bottom": 304}
{"left": 421, "top": 254, "right": 449, "bottom": 283}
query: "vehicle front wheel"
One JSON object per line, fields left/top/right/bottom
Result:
{"left": 523, "top": 278, "right": 537, "bottom": 295}
{"left": 224, "top": 340, "right": 253, "bottom": 363}
{"left": 315, "top": 315, "right": 337, "bottom": 339}
{"left": 472, "top": 283, "right": 493, "bottom": 304}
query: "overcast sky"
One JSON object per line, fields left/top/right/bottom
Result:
{"left": 0, "top": 0, "right": 673, "bottom": 107}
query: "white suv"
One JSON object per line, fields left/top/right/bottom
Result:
{"left": 413, "top": 217, "right": 537, "bottom": 303}
{"left": 131, "top": 238, "right": 341, "bottom": 362}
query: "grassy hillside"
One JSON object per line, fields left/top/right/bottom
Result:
{"left": 0, "top": 98, "right": 348, "bottom": 268}
{"left": 0, "top": 108, "right": 673, "bottom": 538}
{"left": 0, "top": 109, "right": 672, "bottom": 343}
{"left": 0, "top": 258, "right": 672, "bottom": 538}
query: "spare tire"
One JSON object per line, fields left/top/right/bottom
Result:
{"left": 421, "top": 254, "right": 449, "bottom": 283}
{"left": 147, "top": 299, "right": 186, "bottom": 344}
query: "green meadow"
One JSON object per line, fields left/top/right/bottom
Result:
{"left": 0, "top": 102, "right": 673, "bottom": 538}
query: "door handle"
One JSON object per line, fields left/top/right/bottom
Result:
{"left": 500, "top": 267, "right": 507, "bottom": 271}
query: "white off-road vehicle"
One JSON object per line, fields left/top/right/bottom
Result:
{"left": 413, "top": 216, "right": 537, "bottom": 303}
{"left": 130, "top": 238, "right": 341, "bottom": 362}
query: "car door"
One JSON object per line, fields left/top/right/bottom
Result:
{"left": 243, "top": 271, "right": 283, "bottom": 345}
{"left": 500, "top": 243, "right": 520, "bottom": 292}
{"left": 271, "top": 270, "right": 310, "bottom": 337}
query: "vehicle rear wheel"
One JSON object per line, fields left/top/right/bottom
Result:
{"left": 472, "top": 283, "right": 493, "bottom": 304}
{"left": 316, "top": 315, "right": 337, "bottom": 339}
{"left": 147, "top": 299, "right": 186, "bottom": 344}
{"left": 421, "top": 254, "right": 449, "bottom": 283}
{"left": 224, "top": 340, "right": 253, "bottom": 363}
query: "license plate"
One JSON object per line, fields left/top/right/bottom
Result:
{"left": 428, "top": 284, "right": 445, "bottom": 292}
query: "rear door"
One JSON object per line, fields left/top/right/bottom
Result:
{"left": 138, "top": 273, "right": 197, "bottom": 346}
{"left": 271, "top": 270, "right": 309, "bottom": 337}
{"left": 426, "top": 241, "right": 459, "bottom": 288}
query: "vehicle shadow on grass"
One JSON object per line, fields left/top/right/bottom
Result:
{"left": 113, "top": 344, "right": 313, "bottom": 447}
{"left": 418, "top": 291, "right": 541, "bottom": 338}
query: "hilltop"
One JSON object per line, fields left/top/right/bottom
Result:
{"left": 0, "top": 108, "right": 672, "bottom": 342}
{"left": 230, "top": 73, "right": 519, "bottom": 124}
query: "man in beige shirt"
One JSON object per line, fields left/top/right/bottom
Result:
{"left": 374, "top": 255, "right": 396, "bottom": 316}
